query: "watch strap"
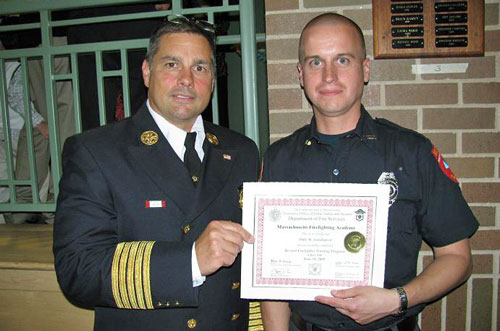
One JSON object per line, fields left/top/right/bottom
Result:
{"left": 394, "top": 286, "right": 408, "bottom": 317}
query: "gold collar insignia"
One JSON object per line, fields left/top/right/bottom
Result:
{"left": 141, "top": 131, "right": 159, "bottom": 145}
{"left": 206, "top": 133, "right": 219, "bottom": 145}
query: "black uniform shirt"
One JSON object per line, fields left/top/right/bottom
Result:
{"left": 261, "top": 106, "right": 478, "bottom": 330}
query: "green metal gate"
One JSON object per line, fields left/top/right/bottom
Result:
{"left": 0, "top": 0, "right": 266, "bottom": 213}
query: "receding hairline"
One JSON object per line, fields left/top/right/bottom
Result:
{"left": 298, "top": 13, "right": 366, "bottom": 63}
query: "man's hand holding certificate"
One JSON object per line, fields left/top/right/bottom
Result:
{"left": 241, "top": 182, "right": 390, "bottom": 301}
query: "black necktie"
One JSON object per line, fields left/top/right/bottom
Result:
{"left": 184, "top": 132, "right": 202, "bottom": 184}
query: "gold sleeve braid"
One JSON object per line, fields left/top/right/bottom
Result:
{"left": 111, "top": 241, "right": 156, "bottom": 309}
{"left": 134, "top": 241, "right": 147, "bottom": 309}
{"left": 118, "top": 242, "right": 132, "bottom": 308}
{"left": 143, "top": 241, "right": 155, "bottom": 309}
{"left": 248, "top": 301, "right": 265, "bottom": 331}
{"left": 111, "top": 243, "right": 125, "bottom": 308}
{"left": 126, "top": 242, "right": 140, "bottom": 309}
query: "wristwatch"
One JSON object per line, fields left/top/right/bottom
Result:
{"left": 393, "top": 286, "right": 408, "bottom": 317}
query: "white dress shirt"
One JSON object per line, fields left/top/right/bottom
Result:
{"left": 147, "top": 100, "right": 206, "bottom": 287}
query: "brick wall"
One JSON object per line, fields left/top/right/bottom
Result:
{"left": 264, "top": 1, "right": 500, "bottom": 330}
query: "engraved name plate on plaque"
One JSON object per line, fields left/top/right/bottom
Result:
{"left": 392, "top": 27, "right": 424, "bottom": 37}
{"left": 392, "top": 39, "right": 424, "bottom": 49}
{"left": 436, "top": 38, "right": 468, "bottom": 48}
{"left": 435, "top": 14, "right": 468, "bottom": 24}
{"left": 435, "top": 2, "right": 468, "bottom": 12}
{"left": 435, "top": 26, "right": 468, "bottom": 36}
{"left": 391, "top": 3, "right": 423, "bottom": 14}
{"left": 391, "top": 15, "right": 424, "bottom": 25}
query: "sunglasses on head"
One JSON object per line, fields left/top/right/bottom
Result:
{"left": 165, "top": 14, "right": 216, "bottom": 35}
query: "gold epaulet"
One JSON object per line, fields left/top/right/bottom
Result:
{"left": 111, "top": 241, "right": 156, "bottom": 309}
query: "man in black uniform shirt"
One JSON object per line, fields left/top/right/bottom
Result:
{"left": 54, "top": 17, "right": 259, "bottom": 330}
{"left": 261, "top": 13, "right": 478, "bottom": 331}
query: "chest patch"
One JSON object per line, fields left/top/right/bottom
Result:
{"left": 145, "top": 200, "right": 166, "bottom": 208}
{"left": 431, "top": 146, "right": 458, "bottom": 183}
{"left": 378, "top": 172, "right": 398, "bottom": 206}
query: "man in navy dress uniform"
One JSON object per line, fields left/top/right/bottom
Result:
{"left": 54, "top": 17, "right": 259, "bottom": 330}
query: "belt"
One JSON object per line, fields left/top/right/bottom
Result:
{"left": 291, "top": 312, "right": 418, "bottom": 331}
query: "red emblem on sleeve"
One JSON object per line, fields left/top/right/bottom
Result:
{"left": 431, "top": 146, "right": 458, "bottom": 183}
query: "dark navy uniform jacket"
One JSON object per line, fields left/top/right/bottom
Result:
{"left": 262, "top": 106, "right": 478, "bottom": 331}
{"left": 53, "top": 105, "right": 259, "bottom": 330}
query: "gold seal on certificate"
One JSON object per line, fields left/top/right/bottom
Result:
{"left": 241, "top": 182, "right": 390, "bottom": 301}
{"left": 344, "top": 231, "right": 366, "bottom": 253}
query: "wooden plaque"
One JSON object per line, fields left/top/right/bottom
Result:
{"left": 373, "top": 0, "right": 484, "bottom": 59}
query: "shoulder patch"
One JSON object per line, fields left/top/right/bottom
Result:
{"left": 431, "top": 145, "right": 458, "bottom": 183}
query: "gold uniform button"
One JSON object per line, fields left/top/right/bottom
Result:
{"left": 187, "top": 319, "right": 197, "bottom": 329}
{"left": 231, "top": 282, "right": 240, "bottom": 290}
{"left": 158, "top": 301, "right": 171, "bottom": 307}
{"left": 231, "top": 313, "right": 240, "bottom": 321}
{"left": 183, "top": 225, "right": 191, "bottom": 234}
{"left": 192, "top": 175, "right": 199, "bottom": 183}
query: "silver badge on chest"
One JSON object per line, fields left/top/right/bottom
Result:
{"left": 378, "top": 172, "right": 398, "bottom": 206}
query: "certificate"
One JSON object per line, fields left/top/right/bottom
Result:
{"left": 241, "top": 182, "right": 390, "bottom": 301}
